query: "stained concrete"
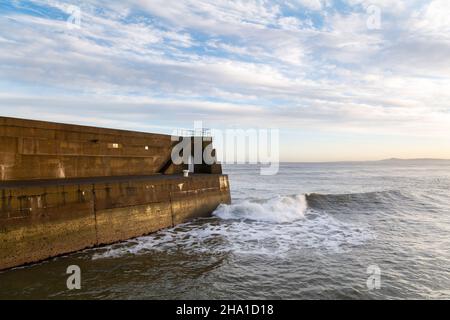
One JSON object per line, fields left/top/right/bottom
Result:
{"left": 0, "top": 117, "right": 231, "bottom": 270}
{"left": 0, "top": 117, "right": 183, "bottom": 180}
{"left": 0, "top": 173, "right": 231, "bottom": 271}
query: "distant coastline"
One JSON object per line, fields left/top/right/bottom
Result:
{"left": 377, "top": 158, "right": 450, "bottom": 162}
{"left": 224, "top": 159, "right": 450, "bottom": 165}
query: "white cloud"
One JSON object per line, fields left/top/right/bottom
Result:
{"left": 292, "top": 0, "right": 325, "bottom": 11}
{"left": 0, "top": 0, "right": 450, "bottom": 159}
{"left": 410, "top": 0, "right": 450, "bottom": 39}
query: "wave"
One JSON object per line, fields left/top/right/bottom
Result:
{"left": 306, "top": 189, "right": 406, "bottom": 203}
{"left": 305, "top": 190, "right": 411, "bottom": 213}
{"left": 213, "top": 194, "right": 307, "bottom": 223}
{"left": 92, "top": 192, "right": 377, "bottom": 260}
{"left": 213, "top": 190, "right": 409, "bottom": 223}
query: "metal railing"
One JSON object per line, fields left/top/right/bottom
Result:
{"left": 174, "top": 128, "right": 212, "bottom": 137}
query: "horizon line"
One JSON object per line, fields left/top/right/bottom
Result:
{"left": 223, "top": 158, "right": 450, "bottom": 164}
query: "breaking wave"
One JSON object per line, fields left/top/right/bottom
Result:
{"left": 305, "top": 190, "right": 416, "bottom": 214}
{"left": 213, "top": 190, "right": 410, "bottom": 221}
{"left": 92, "top": 192, "right": 378, "bottom": 260}
{"left": 213, "top": 194, "right": 307, "bottom": 223}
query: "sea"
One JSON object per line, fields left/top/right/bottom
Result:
{"left": 1, "top": 160, "right": 450, "bottom": 299}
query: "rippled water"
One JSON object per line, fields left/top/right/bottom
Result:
{"left": 1, "top": 161, "right": 450, "bottom": 299}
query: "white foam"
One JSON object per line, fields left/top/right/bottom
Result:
{"left": 91, "top": 194, "right": 375, "bottom": 260}
{"left": 213, "top": 194, "right": 307, "bottom": 223}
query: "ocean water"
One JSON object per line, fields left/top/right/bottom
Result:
{"left": 1, "top": 161, "right": 450, "bottom": 299}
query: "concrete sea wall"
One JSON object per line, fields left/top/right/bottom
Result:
{"left": 0, "top": 174, "right": 230, "bottom": 270}
{"left": 0, "top": 117, "right": 231, "bottom": 270}
{"left": 0, "top": 117, "right": 180, "bottom": 180}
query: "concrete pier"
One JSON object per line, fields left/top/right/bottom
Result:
{"left": 0, "top": 117, "right": 231, "bottom": 270}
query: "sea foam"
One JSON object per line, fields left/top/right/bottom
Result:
{"left": 213, "top": 194, "right": 307, "bottom": 223}
{"left": 92, "top": 194, "right": 375, "bottom": 260}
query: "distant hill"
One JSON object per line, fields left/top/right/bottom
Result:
{"left": 378, "top": 158, "right": 450, "bottom": 162}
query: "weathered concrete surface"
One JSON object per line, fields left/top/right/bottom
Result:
{"left": 0, "top": 116, "right": 185, "bottom": 180}
{"left": 0, "top": 116, "right": 231, "bottom": 271}
{"left": 0, "top": 174, "right": 231, "bottom": 270}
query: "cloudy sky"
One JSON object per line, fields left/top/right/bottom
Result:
{"left": 1, "top": 0, "right": 449, "bottom": 161}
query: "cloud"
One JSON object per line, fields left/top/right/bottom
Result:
{"left": 0, "top": 0, "right": 449, "bottom": 161}
{"left": 289, "top": 0, "right": 326, "bottom": 11}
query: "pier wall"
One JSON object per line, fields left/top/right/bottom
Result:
{"left": 0, "top": 117, "right": 181, "bottom": 180}
{"left": 0, "top": 117, "right": 231, "bottom": 270}
{"left": 0, "top": 174, "right": 230, "bottom": 270}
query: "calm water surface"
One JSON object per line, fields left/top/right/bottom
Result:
{"left": 1, "top": 161, "right": 450, "bottom": 299}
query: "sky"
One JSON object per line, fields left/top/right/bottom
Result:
{"left": 0, "top": 0, "right": 450, "bottom": 162}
